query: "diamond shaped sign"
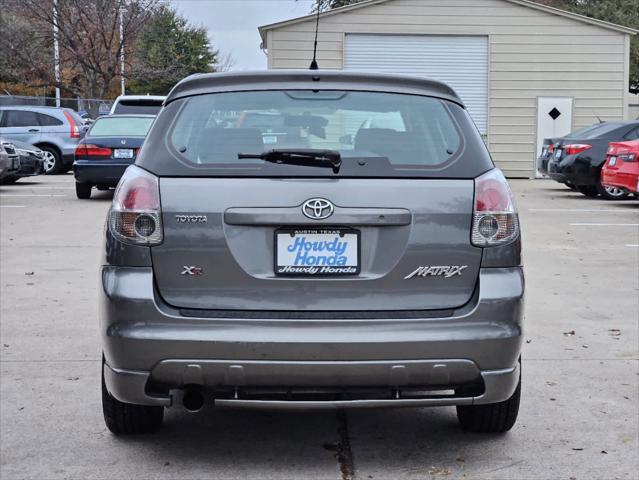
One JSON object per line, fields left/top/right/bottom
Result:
{"left": 548, "top": 108, "right": 561, "bottom": 120}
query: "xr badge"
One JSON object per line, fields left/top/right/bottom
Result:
{"left": 404, "top": 265, "right": 468, "bottom": 279}
{"left": 181, "top": 266, "right": 203, "bottom": 276}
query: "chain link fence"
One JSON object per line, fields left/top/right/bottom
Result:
{"left": 0, "top": 95, "right": 113, "bottom": 118}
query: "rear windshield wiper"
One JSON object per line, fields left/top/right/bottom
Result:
{"left": 238, "top": 149, "right": 342, "bottom": 173}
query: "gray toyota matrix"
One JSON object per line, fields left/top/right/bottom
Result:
{"left": 100, "top": 71, "right": 524, "bottom": 435}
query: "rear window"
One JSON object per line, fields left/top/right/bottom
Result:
{"left": 566, "top": 123, "right": 625, "bottom": 140}
{"left": 113, "top": 100, "right": 163, "bottom": 115}
{"left": 171, "top": 91, "right": 462, "bottom": 167}
{"left": 89, "top": 117, "right": 154, "bottom": 137}
{"left": 140, "top": 89, "right": 492, "bottom": 178}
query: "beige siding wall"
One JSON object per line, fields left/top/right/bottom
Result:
{"left": 264, "top": 0, "right": 629, "bottom": 178}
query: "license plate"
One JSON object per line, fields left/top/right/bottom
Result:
{"left": 555, "top": 149, "right": 562, "bottom": 159}
{"left": 275, "top": 228, "right": 360, "bottom": 276}
{"left": 114, "top": 149, "right": 133, "bottom": 159}
{"left": 609, "top": 157, "right": 617, "bottom": 167}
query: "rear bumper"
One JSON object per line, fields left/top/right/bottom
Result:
{"left": 101, "top": 266, "right": 524, "bottom": 407}
{"left": 602, "top": 166, "right": 639, "bottom": 194}
{"left": 548, "top": 156, "right": 599, "bottom": 186}
{"left": 73, "top": 160, "right": 131, "bottom": 185}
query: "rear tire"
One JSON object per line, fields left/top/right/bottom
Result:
{"left": 75, "top": 182, "right": 92, "bottom": 199}
{"left": 456, "top": 372, "right": 521, "bottom": 433}
{"left": 40, "top": 146, "right": 63, "bottom": 174}
{"left": 576, "top": 185, "right": 598, "bottom": 197}
{"left": 597, "top": 182, "right": 629, "bottom": 201}
{"left": 101, "top": 360, "right": 164, "bottom": 435}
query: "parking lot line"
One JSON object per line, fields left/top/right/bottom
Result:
{"left": 529, "top": 208, "right": 638, "bottom": 213}
{"left": 0, "top": 205, "right": 25, "bottom": 208}
{"left": 625, "top": 244, "right": 639, "bottom": 248}
{"left": 0, "top": 194, "right": 66, "bottom": 197}
{"left": 569, "top": 223, "right": 639, "bottom": 226}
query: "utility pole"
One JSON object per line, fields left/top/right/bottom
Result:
{"left": 119, "top": 5, "right": 126, "bottom": 96}
{"left": 53, "top": 0, "right": 61, "bottom": 106}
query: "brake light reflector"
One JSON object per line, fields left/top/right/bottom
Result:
{"left": 75, "top": 144, "right": 112, "bottom": 157}
{"left": 109, "top": 166, "right": 162, "bottom": 245}
{"left": 472, "top": 169, "right": 519, "bottom": 247}
{"left": 63, "top": 110, "right": 80, "bottom": 139}
{"left": 563, "top": 144, "right": 591, "bottom": 156}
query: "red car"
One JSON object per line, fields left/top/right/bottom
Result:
{"left": 602, "top": 140, "right": 639, "bottom": 195}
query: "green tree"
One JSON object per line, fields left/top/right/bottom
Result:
{"left": 128, "top": 6, "right": 218, "bottom": 95}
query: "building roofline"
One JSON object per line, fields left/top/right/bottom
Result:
{"left": 258, "top": 0, "right": 638, "bottom": 41}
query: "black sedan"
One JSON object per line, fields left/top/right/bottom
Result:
{"left": 0, "top": 139, "right": 45, "bottom": 184}
{"left": 547, "top": 121, "right": 639, "bottom": 200}
{"left": 73, "top": 115, "right": 154, "bottom": 199}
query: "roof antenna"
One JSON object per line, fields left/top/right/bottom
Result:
{"left": 309, "top": 0, "right": 323, "bottom": 70}
{"left": 592, "top": 110, "right": 603, "bottom": 123}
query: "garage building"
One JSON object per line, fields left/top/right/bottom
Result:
{"left": 258, "top": 0, "right": 636, "bottom": 178}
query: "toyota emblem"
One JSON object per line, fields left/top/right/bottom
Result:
{"left": 302, "top": 198, "right": 334, "bottom": 220}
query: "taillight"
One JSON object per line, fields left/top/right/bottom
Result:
{"left": 563, "top": 144, "right": 591, "bottom": 156}
{"left": 472, "top": 169, "right": 519, "bottom": 247}
{"left": 616, "top": 153, "right": 637, "bottom": 162}
{"left": 548, "top": 144, "right": 555, "bottom": 154}
{"left": 75, "top": 144, "right": 112, "bottom": 157}
{"left": 63, "top": 110, "right": 80, "bottom": 139}
{"left": 108, "top": 166, "right": 163, "bottom": 245}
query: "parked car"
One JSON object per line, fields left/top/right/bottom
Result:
{"left": 100, "top": 71, "right": 524, "bottom": 435}
{"left": 0, "top": 106, "right": 86, "bottom": 174}
{"left": 537, "top": 123, "right": 605, "bottom": 183}
{"left": 0, "top": 139, "right": 44, "bottom": 184}
{"left": 108, "top": 95, "right": 165, "bottom": 115}
{"left": 601, "top": 140, "right": 639, "bottom": 196}
{"left": 547, "top": 120, "right": 639, "bottom": 199}
{"left": 73, "top": 114, "right": 154, "bottom": 199}
{"left": 0, "top": 140, "right": 20, "bottom": 181}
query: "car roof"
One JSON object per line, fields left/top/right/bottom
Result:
{"left": 0, "top": 105, "right": 70, "bottom": 112}
{"left": 113, "top": 95, "right": 166, "bottom": 102}
{"left": 165, "top": 70, "right": 463, "bottom": 107}
{"left": 97, "top": 114, "right": 157, "bottom": 119}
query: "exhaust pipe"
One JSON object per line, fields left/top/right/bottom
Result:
{"left": 183, "top": 387, "right": 204, "bottom": 413}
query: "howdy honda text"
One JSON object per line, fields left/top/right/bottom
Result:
{"left": 276, "top": 229, "right": 359, "bottom": 275}
{"left": 404, "top": 265, "right": 468, "bottom": 279}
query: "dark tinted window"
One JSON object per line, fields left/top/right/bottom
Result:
{"left": 4, "top": 110, "right": 39, "bottom": 127}
{"left": 171, "top": 91, "right": 461, "bottom": 168}
{"left": 580, "top": 123, "right": 626, "bottom": 139}
{"left": 623, "top": 127, "right": 639, "bottom": 140}
{"left": 37, "top": 113, "right": 63, "bottom": 126}
{"left": 113, "top": 100, "right": 162, "bottom": 115}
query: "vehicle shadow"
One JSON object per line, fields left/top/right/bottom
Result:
{"left": 109, "top": 406, "right": 343, "bottom": 478}
{"left": 107, "top": 406, "right": 515, "bottom": 479}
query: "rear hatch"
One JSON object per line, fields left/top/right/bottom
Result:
{"left": 153, "top": 178, "right": 480, "bottom": 311}
{"left": 140, "top": 88, "right": 495, "bottom": 312}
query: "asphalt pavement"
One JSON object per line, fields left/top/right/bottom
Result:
{"left": 1, "top": 174, "right": 637, "bottom": 480}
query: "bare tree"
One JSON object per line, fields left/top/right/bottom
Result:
{"left": 6, "top": 0, "right": 158, "bottom": 102}
{"left": 215, "top": 52, "right": 236, "bottom": 72}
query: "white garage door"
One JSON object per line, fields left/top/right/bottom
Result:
{"left": 344, "top": 34, "right": 489, "bottom": 134}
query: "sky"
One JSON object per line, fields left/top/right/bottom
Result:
{"left": 170, "top": 0, "right": 315, "bottom": 71}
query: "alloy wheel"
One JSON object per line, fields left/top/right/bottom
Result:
{"left": 42, "top": 151, "right": 56, "bottom": 173}
{"left": 604, "top": 186, "right": 627, "bottom": 198}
